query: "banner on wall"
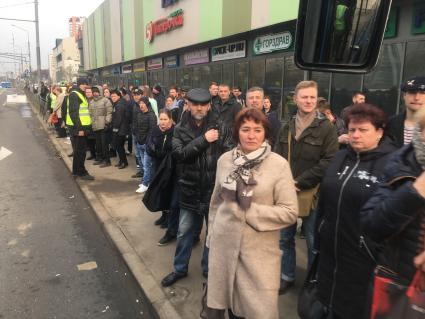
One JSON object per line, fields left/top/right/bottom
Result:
{"left": 253, "top": 31, "right": 293, "bottom": 55}
{"left": 146, "top": 9, "right": 184, "bottom": 43}
{"left": 165, "top": 55, "right": 179, "bottom": 68}
{"left": 147, "top": 58, "right": 163, "bottom": 70}
{"left": 133, "top": 61, "right": 145, "bottom": 72}
{"left": 183, "top": 49, "right": 209, "bottom": 66}
{"left": 121, "top": 64, "right": 133, "bottom": 74}
{"left": 211, "top": 41, "right": 246, "bottom": 62}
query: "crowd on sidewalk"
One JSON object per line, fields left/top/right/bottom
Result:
{"left": 31, "top": 75, "right": 425, "bottom": 319}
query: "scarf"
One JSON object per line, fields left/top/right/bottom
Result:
{"left": 221, "top": 142, "right": 271, "bottom": 210}
{"left": 412, "top": 124, "right": 425, "bottom": 171}
{"left": 295, "top": 111, "right": 317, "bottom": 140}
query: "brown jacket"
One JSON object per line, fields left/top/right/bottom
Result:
{"left": 206, "top": 151, "right": 298, "bottom": 319}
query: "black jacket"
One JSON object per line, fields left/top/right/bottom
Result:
{"left": 68, "top": 87, "right": 91, "bottom": 135}
{"left": 172, "top": 111, "right": 234, "bottom": 213}
{"left": 316, "top": 138, "right": 397, "bottom": 319}
{"left": 264, "top": 110, "right": 281, "bottom": 146}
{"left": 153, "top": 92, "right": 165, "bottom": 110}
{"left": 134, "top": 109, "right": 157, "bottom": 145}
{"left": 274, "top": 114, "right": 339, "bottom": 190}
{"left": 361, "top": 144, "right": 425, "bottom": 284}
{"left": 385, "top": 111, "right": 405, "bottom": 148}
{"left": 213, "top": 96, "right": 242, "bottom": 130}
{"left": 112, "top": 98, "right": 129, "bottom": 136}
{"left": 146, "top": 125, "right": 174, "bottom": 160}
{"left": 131, "top": 101, "right": 141, "bottom": 135}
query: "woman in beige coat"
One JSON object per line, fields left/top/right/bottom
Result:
{"left": 52, "top": 86, "right": 67, "bottom": 138}
{"left": 205, "top": 108, "right": 298, "bottom": 319}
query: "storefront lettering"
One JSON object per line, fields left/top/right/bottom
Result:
{"left": 211, "top": 41, "right": 246, "bottom": 62}
{"left": 253, "top": 32, "right": 293, "bottom": 55}
{"left": 146, "top": 9, "right": 184, "bottom": 43}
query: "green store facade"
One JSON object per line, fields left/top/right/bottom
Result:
{"left": 83, "top": 0, "right": 425, "bottom": 119}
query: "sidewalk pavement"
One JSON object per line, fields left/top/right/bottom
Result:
{"left": 30, "top": 95, "right": 308, "bottom": 319}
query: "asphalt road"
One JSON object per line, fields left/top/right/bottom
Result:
{"left": 0, "top": 89, "right": 157, "bottom": 319}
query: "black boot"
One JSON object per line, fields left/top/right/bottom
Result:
{"left": 154, "top": 211, "right": 167, "bottom": 226}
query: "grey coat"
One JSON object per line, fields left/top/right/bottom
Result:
{"left": 89, "top": 96, "right": 113, "bottom": 131}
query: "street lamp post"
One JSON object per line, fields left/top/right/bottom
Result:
{"left": 11, "top": 24, "right": 32, "bottom": 75}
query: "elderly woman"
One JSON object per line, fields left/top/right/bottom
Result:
{"left": 205, "top": 108, "right": 298, "bottom": 319}
{"left": 315, "top": 103, "right": 397, "bottom": 319}
{"left": 360, "top": 107, "right": 425, "bottom": 315}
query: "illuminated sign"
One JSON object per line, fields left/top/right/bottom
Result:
{"left": 121, "top": 64, "right": 133, "bottom": 74}
{"left": 253, "top": 32, "right": 293, "bottom": 55}
{"left": 165, "top": 55, "right": 179, "bottom": 68}
{"left": 183, "top": 49, "right": 209, "bottom": 66}
{"left": 146, "top": 9, "right": 184, "bottom": 43}
{"left": 211, "top": 41, "right": 246, "bottom": 62}
{"left": 133, "top": 61, "right": 145, "bottom": 72}
{"left": 147, "top": 58, "right": 163, "bottom": 70}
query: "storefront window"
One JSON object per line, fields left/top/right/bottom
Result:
{"left": 331, "top": 73, "right": 362, "bottom": 117}
{"left": 265, "top": 57, "right": 283, "bottom": 111}
{"left": 282, "top": 56, "right": 304, "bottom": 121}
{"left": 210, "top": 64, "right": 222, "bottom": 85}
{"left": 364, "top": 43, "right": 404, "bottom": 115}
{"left": 222, "top": 63, "right": 234, "bottom": 87}
{"left": 199, "top": 66, "right": 212, "bottom": 89}
{"left": 235, "top": 61, "right": 248, "bottom": 92}
{"left": 404, "top": 41, "right": 425, "bottom": 81}
{"left": 311, "top": 72, "right": 331, "bottom": 101}
{"left": 249, "top": 59, "right": 265, "bottom": 88}
{"left": 192, "top": 67, "right": 201, "bottom": 88}
{"left": 177, "top": 68, "right": 192, "bottom": 88}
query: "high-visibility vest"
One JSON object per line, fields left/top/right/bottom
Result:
{"left": 334, "top": 4, "right": 348, "bottom": 31}
{"left": 50, "top": 93, "right": 56, "bottom": 108}
{"left": 66, "top": 90, "right": 91, "bottom": 126}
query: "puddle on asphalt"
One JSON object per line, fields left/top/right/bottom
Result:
{"left": 20, "top": 105, "right": 32, "bottom": 118}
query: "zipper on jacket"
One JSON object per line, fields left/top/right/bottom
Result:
{"left": 162, "top": 135, "right": 167, "bottom": 151}
{"left": 329, "top": 153, "right": 360, "bottom": 309}
{"left": 359, "top": 235, "right": 377, "bottom": 263}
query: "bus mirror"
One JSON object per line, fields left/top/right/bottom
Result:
{"left": 294, "top": 0, "right": 392, "bottom": 73}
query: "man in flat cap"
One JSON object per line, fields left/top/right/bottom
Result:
{"left": 386, "top": 76, "right": 425, "bottom": 148}
{"left": 161, "top": 88, "right": 234, "bottom": 287}
{"left": 67, "top": 77, "right": 95, "bottom": 180}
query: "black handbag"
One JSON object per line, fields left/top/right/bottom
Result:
{"left": 142, "top": 153, "right": 175, "bottom": 212}
{"left": 298, "top": 252, "right": 329, "bottom": 319}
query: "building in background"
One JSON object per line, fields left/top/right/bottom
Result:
{"left": 48, "top": 53, "right": 57, "bottom": 83}
{"left": 52, "top": 37, "right": 81, "bottom": 84}
{"left": 69, "top": 16, "right": 85, "bottom": 41}
{"left": 82, "top": 0, "right": 425, "bottom": 118}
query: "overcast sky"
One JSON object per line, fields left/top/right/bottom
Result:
{"left": 0, "top": 0, "right": 104, "bottom": 75}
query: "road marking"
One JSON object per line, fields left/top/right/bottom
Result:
{"left": 77, "top": 261, "right": 98, "bottom": 271}
{"left": 0, "top": 146, "right": 12, "bottom": 161}
{"left": 7, "top": 94, "right": 27, "bottom": 104}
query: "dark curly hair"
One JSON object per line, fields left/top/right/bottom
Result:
{"left": 344, "top": 103, "right": 387, "bottom": 130}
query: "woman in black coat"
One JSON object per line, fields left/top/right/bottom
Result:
{"left": 314, "top": 104, "right": 397, "bottom": 319}
{"left": 360, "top": 107, "right": 425, "bottom": 294}
{"left": 111, "top": 89, "right": 129, "bottom": 168}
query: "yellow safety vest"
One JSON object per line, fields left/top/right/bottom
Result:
{"left": 66, "top": 90, "right": 92, "bottom": 126}
{"left": 50, "top": 93, "right": 56, "bottom": 108}
{"left": 334, "top": 4, "right": 348, "bottom": 31}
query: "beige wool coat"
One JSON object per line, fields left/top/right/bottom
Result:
{"left": 206, "top": 150, "right": 298, "bottom": 319}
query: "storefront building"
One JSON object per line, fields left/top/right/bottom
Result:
{"left": 83, "top": 0, "right": 425, "bottom": 119}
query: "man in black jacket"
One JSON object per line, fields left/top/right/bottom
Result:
{"left": 109, "top": 90, "right": 129, "bottom": 169}
{"left": 134, "top": 97, "right": 157, "bottom": 193}
{"left": 152, "top": 84, "right": 165, "bottom": 110}
{"left": 131, "top": 88, "right": 144, "bottom": 178}
{"left": 68, "top": 78, "right": 94, "bottom": 180}
{"left": 213, "top": 83, "right": 242, "bottom": 131}
{"left": 161, "top": 88, "right": 233, "bottom": 287}
{"left": 385, "top": 76, "right": 425, "bottom": 148}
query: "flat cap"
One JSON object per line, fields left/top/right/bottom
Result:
{"left": 401, "top": 76, "right": 425, "bottom": 92}
{"left": 77, "top": 77, "right": 89, "bottom": 86}
{"left": 187, "top": 88, "right": 211, "bottom": 104}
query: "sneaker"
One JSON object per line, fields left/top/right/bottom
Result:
{"left": 157, "top": 232, "right": 176, "bottom": 246}
{"left": 135, "top": 185, "right": 149, "bottom": 193}
{"left": 78, "top": 174, "right": 95, "bottom": 181}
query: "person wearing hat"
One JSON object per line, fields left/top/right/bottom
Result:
{"left": 386, "top": 76, "right": 425, "bottom": 148}
{"left": 89, "top": 86, "right": 113, "bottom": 167}
{"left": 67, "top": 77, "right": 95, "bottom": 180}
{"left": 152, "top": 84, "right": 165, "bottom": 110}
{"left": 134, "top": 96, "right": 157, "bottom": 193}
{"left": 161, "top": 88, "right": 234, "bottom": 287}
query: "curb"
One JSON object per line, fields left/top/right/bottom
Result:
{"left": 27, "top": 94, "right": 182, "bottom": 319}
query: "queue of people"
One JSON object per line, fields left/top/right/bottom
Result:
{"left": 37, "top": 75, "right": 425, "bottom": 319}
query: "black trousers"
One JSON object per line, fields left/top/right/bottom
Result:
{"left": 72, "top": 135, "right": 88, "bottom": 176}
{"left": 87, "top": 137, "right": 96, "bottom": 158}
{"left": 54, "top": 118, "right": 67, "bottom": 137}
{"left": 228, "top": 309, "right": 244, "bottom": 319}
{"left": 114, "top": 134, "right": 128, "bottom": 165}
{"left": 94, "top": 129, "right": 110, "bottom": 163}
{"left": 127, "top": 133, "right": 132, "bottom": 153}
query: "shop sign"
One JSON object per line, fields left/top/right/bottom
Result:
{"left": 384, "top": 7, "right": 398, "bottom": 38}
{"left": 146, "top": 9, "right": 184, "bottom": 43}
{"left": 101, "top": 69, "right": 111, "bottom": 77}
{"left": 211, "top": 41, "right": 246, "bottom": 62}
{"left": 133, "top": 61, "right": 145, "bottom": 72}
{"left": 147, "top": 57, "right": 163, "bottom": 70}
{"left": 183, "top": 48, "right": 209, "bottom": 66}
{"left": 112, "top": 66, "right": 121, "bottom": 75}
{"left": 412, "top": 3, "right": 425, "bottom": 35}
{"left": 253, "top": 31, "right": 293, "bottom": 55}
{"left": 165, "top": 55, "right": 179, "bottom": 68}
{"left": 121, "top": 63, "right": 133, "bottom": 74}
{"left": 162, "top": 0, "right": 178, "bottom": 8}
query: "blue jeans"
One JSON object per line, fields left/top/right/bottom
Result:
{"left": 168, "top": 181, "right": 180, "bottom": 236}
{"left": 173, "top": 205, "right": 209, "bottom": 275}
{"left": 136, "top": 143, "right": 152, "bottom": 186}
{"left": 280, "top": 209, "right": 317, "bottom": 281}
{"left": 133, "top": 134, "right": 142, "bottom": 171}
